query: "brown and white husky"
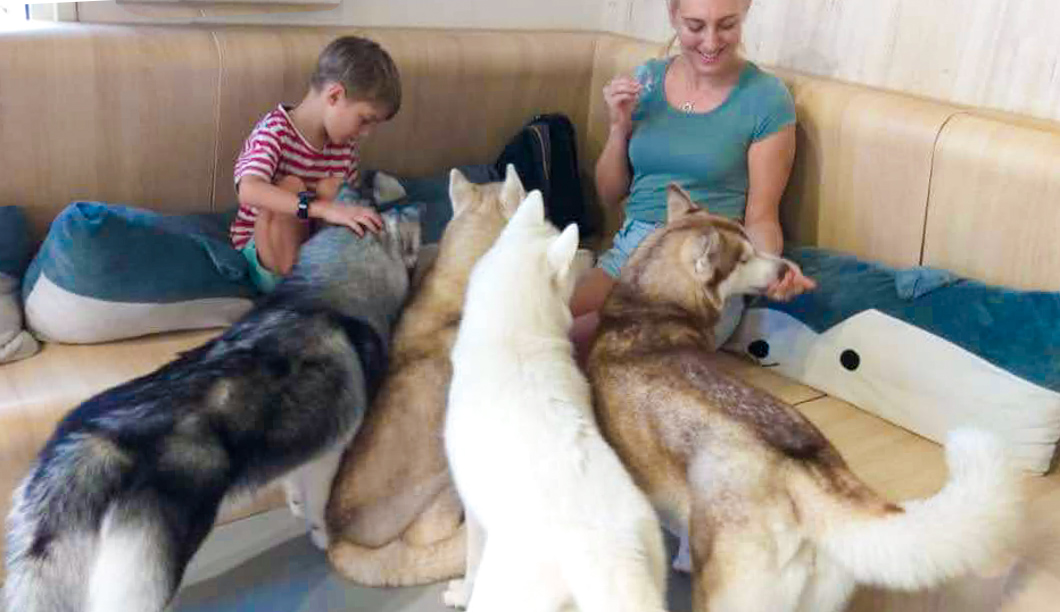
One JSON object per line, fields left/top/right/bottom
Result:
{"left": 585, "top": 184, "right": 1022, "bottom": 612}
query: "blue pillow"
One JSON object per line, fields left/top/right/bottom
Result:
{"left": 1, "top": 206, "right": 40, "bottom": 363}
{"left": 725, "top": 246, "right": 1060, "bottom": 473}
{"left": 22, "top": 202, "right": 256, "bottom": 344}
{"left": 761, "top": 248, "right": 1060, "bottom": 392}
{"left": 0, "top": 205, "right": 31, "bottom": 278}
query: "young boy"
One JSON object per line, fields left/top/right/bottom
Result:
{"left": 230, "top": 36, "right": 402, "bottom": 293}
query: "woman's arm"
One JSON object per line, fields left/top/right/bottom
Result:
{"left": 743, "top": 125, "right": 815, "bottom": 299}
{"left": 595, "top": 75, "right": 642, "bottom": 211}
{"left": 743, "top": 124, "right": 795, "bottom": 256}
{"left": 594, "top": 126, "right": 633, "bottom": 211}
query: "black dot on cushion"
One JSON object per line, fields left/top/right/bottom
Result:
{"left": 840, "top": 349, "right": 860, "bottom": 371}
{"left": 748, "top": 340, "right": 770, "bottom": 359}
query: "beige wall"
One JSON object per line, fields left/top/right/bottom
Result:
{"left": 78, "top": 0, "right": 607, "bottom": 30}
{"left": 618, "top": 0, "right": 1060, "bottom": 123}
{"left": 76, "top": 0, "right": 1060, "bottom": 123}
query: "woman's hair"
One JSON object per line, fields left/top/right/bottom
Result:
{"left": 663, "top": 0, "right": 752, "bottom": 57}
{"left": 668, "top": 0, "right": 753, "bottom": 10}
{"left": 311, "top": 36, "right": 402, "bottom": 119}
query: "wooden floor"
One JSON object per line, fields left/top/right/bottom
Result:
{"left": 712, "top": 352, "right": 1060, "bottom": 612}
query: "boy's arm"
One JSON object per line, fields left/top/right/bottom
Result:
{"left": 238, "top": 176, "right": 383, "bottom": 235}
{"left": 237, "top": 176, "right": 308, "bottom": 217}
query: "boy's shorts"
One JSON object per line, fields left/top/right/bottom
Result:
{"left": 595, "top": 218, "right": 745, "bottom": 346}
{"left": 241, "top": 238, "right": 280, "bottom": 294}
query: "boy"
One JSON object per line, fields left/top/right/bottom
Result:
{"left": 230, "top": 36, "right": 402, "bottom": 293}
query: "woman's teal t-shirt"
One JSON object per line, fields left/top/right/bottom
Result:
{"left": 624, "top": 58, "right": 796, "bottom": 225}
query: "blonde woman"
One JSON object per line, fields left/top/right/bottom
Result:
{"left": 572, "top": 0, "right": 814, "bottom": 350}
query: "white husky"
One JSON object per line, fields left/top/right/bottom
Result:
{"left": 443, "top": 191, "right": 669, "bottom": 612}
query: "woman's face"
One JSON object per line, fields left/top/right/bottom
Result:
{"left": 670, "top": 0, "right": 748, "bottom": 78}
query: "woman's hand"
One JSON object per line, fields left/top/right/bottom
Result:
{"left": 315, "top": 201, "right": 384, "bottom": 237}
{"left": 603, "top": 76, "right": 642, "bottom": 136}
{"left": 766, "top": 261, "right": 816, "bottom": 301}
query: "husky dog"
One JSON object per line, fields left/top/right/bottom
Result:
{"left": 3, "top": 218, "right": 419, "bottom": 612}
{"left": 443, "top": 191, "right": 668, "bottom": 612}
{"left": 326, "top": 166, "right": 526, "bottom": 587}
{"left": 585, "top": 184, "right": 1022, "bottom": 612}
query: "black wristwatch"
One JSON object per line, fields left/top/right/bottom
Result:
{"left": 296, "top": 191, "right": 314, "bottom": 220}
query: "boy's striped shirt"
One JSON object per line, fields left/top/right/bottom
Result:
{"left": 230, "top": 105, "right": 359, "bottom": 249}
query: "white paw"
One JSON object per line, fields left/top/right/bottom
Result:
{"left": 284, "top": 483, "right": 305, "bottom": 519}
{"left": 443, "top": 578, "right": 471, "bottom": 608}
{"left": 309, "top": 522, "right": 330, "bottom": 550}
{"left": 672, "top": 536, "right": 693, "bottom": 573}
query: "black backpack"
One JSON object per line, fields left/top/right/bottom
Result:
{"left": 494, "top": 113, "right": 595, "bottom": 238}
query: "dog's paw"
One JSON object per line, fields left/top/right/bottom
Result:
{"left": 309, "top": 522, "right": 330, "bottom": 550}
{"left": 672, "top": 536, "right": 693, "bottom": 573}
{"left": 284, "top": 481, "right": 306, "bottom": 518}
{"left": 443, "top": 579, "right": 471, "bottom": 608}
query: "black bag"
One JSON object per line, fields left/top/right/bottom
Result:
{"left": 494, "top": 113, "right": 595, "bottom": 238}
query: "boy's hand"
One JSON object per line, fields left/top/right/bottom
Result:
{"left": 316, "top": 201, "right": 384, "bottom": 237}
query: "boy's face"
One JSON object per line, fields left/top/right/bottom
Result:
{"left": 323, "top": 84, "right": 391, "bottom": 144}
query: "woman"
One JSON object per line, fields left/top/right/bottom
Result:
{"left": 572, "top": 0, "right": 815, "bottom": 350}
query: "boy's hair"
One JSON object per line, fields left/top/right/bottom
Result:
{"left": 311, "top": 36, "right": 402, "bottom": 119}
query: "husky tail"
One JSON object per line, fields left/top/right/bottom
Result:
{"left": 4, "top": 443, "right": 191, "bottom": 612}
{"left": 797, "top": 428, "right": 1022, "bottom": 590}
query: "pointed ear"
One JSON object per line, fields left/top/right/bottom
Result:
{"left": 449, "top": 168, "right": 473, "bottom": 216}
{"left": 511, "top": 190, "right": 546, "bottom": 227}
{"left": 547, "top": 223, "right": 580, "bottom": 277}
{"left": 666, "top": 183, "right": 703, "bottom": 223}
{"left": 500, "top": 164, "right": 527, "bottom": 216}
{"left": 686, "top": 228, "right": 720, "bottom": 277}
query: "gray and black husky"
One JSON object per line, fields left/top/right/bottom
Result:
{"left": 3, "top": 217, "right": 420, "bottom": 612}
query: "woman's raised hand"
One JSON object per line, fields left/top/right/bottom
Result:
{"left": 603, "top": 76, "right": 642, "bottom": 136}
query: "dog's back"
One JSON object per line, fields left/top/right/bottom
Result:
{"left": 445, "top": 192, "right": 668, "bottom": 612}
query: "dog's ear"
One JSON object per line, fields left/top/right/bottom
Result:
{"left": 449, "top": 168, "right": 474, "bottom": 215}
{"left": 686, "top": 228, "right": 720, "bottom": 277}
{"left": 382, "top": 208, "right": 423, "bottom": 272}
{"left": 511, "top": 190, "right": 546, "bottom": 227}
{"left": 547, "top": 223, "right": 580, "bottom": 278}
{"left": 500, "top": 164, "right": 527, "bottom": 217}
{"left": 666, "top": 183, "right": 703, "bottom": 223}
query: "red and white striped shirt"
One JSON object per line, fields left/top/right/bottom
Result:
{"left": 229, "top": 105, "right": 360, "bottom": 249}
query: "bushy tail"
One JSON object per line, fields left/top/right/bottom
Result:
{"left": 5, "top": 473, "right": 89, "bottom": 612}
{"left": 327, "top": 524, "right": 466, "bottom": 587}
{"left": 5, "top": 457, "right": 179, "bottom": 612}
{"left": 810, "top": 429, "right": 1022, "bottom": 590}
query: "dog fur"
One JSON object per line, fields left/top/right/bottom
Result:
{"left": 586, "top": 184, "right": 1022, "bottom": 612}
{"left": 443, "top": 191, "right": 668, "bottom": 612}
{"left": 326, "top": 166, "right": 526, "bottom": 587}
{"left": 3, "top": 220, "right": 418, "bottom": 612}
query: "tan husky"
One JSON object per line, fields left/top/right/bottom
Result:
{"left": 326, "top": 166, "right": 526, "bottom": 587}
{"left": 586, "top": 184, "right": 1021, "bottom": 612}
